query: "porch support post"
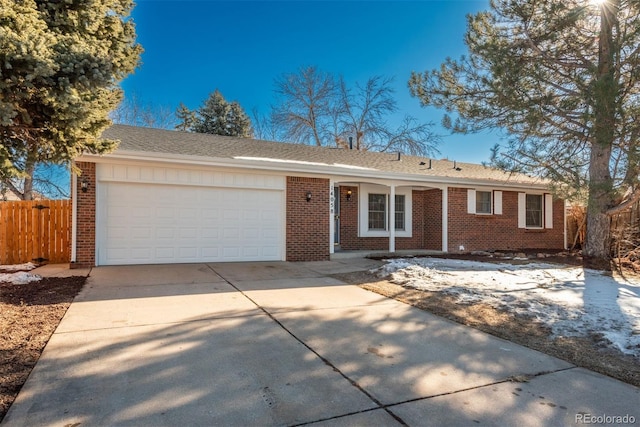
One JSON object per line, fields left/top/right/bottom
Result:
{"left": 329, "top": 181, "right": 335, "bottom": 254}
{"left": 442, "top": 186, "right": 448, "bottom": 252}
{"left": 389, "top": 184, "right": 396, "bottom": 253}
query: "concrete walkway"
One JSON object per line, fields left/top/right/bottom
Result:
{"left": 3, "top": 260, "right": 638, "bottom": 426}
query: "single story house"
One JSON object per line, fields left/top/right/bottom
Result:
{"left": 71, "top": 124, "right": 565, "bottom": 267}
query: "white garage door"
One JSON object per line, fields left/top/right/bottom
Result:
{"left": 98, "top": 182, "right": 284, "bottom": 265}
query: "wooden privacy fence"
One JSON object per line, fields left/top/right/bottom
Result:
{"left": 0, "top": 200, "right": 71, "bottom": 265}
{"left": 610, "top": 199, "right": 640, "bottom": 259}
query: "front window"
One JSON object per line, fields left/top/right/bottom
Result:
{"left": 368, "top": 194, "right": 386, "bottom": 230}
{"left": 395, "top": 195, "right": 405, "bottom": 230}
{"left": 526, "top": 194, "right": 543, "bottom": 228}
{"left": 476, "top": 191, "right": 492, "bottom": 214}
{"left": 368, "top": 194, "right": 406, "bottom": 231}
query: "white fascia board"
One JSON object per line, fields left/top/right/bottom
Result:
{"left": 77, "top": 150, "right": 552, "bottom": 192}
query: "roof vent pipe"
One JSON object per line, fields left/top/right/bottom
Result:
{"left": 453, "top": 160, "right": 457, "bottom": 169}
{"left": 397, "top": 151, "right": 401, "bottom": 161}
{"left": 429, "top": 159, "right": 432, "bottom": 169}
{"left": 349, "top": 136, "right": 353, "bottom": 150}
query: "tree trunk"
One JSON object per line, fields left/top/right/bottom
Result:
{"left": 583, "top": 0, "right": 618, "bottom": 261}
{"left": 22, "top": 160, "right": 35, "bottom": 201}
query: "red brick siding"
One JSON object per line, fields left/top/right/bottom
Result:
{"left": 339, "top": 187, "right": 428, "bottom": 251}
{"left": 286, "top": 177, "right": 330, "bottom": 261}
{"left": 447, "top": 188, "right": 564, "bottom": 252}
{"left": 424, "top": 189, "right": 443, "bottom": 250}
{"left": 72, "top": 161, "right": 96, "bottom": 268}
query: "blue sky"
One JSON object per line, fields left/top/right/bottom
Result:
{"left": 122, "top": 0, "right": 499, "bottom": 163}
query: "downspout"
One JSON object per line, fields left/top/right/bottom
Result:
{"left": 329, "top": 181, "right": 335, "bottom": 255}
{"left": 442, "top": 186, "right": 448, "bottom": 252}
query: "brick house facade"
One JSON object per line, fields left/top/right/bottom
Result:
{"left": 286, "top": 177, "right": 330, "bottom": 261}
{"left": 72, "top": 161, "right": 96, "bottom": 268}
{"left": 70, "top": 125, "right": 566, "bottom": 266}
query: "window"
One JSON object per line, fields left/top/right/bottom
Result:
{"left": 368, "top": 194, "right": 386, "bottom": 230}
{"left": 395, "top": 195, "right": 405, "bottom": 230}
{"left": 476, "top": 191, "right": 492, "bottom": 214}
{"left": 468, "top": 189, "right": 502, "bottom": 215}
{"left": 368, "top": 193, "right": 406, "bottom": 231}
{"left": 359, "top": 184, "right": 413, "bottom": 237}
{"left": 526, "top": 194, "right": 543, "bottom": 228}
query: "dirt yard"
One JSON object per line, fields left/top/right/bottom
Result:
{"left": 333, "top": 263, "right": 640, "bottom": 389}
{"left": 0, "top": 275, "right": 86, "bottom": 422}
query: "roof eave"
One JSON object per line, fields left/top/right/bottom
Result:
{"left": 77, "top": 150, "right": 551, "bottom": 191}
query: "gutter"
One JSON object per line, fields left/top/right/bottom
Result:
{"left": 77, "top": 150, "right": 552, "bottom": 192}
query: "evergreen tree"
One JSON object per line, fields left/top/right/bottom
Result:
{"left": 408, "top": 0, "right": 640, "bottom": 260}
{"left": 176, "top": 90, "right": 253, "bottom": 137}
{"left": 0, "top": 0, "right": 142, "bottom": 200}
{"left": 175, "top": 103, "right": 197, "bottom": 132}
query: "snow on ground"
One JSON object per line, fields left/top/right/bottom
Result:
{"left": 0, "top": 271, "right": 41, "bottom": 285}
{"left": 0, "top": 263, "right": 41, "bottom": 284}
{"left": 0, "top": 262, "right": 37, "bottom": 272}
{"left": 377, "top": 257, "right": 640, "bottom": 358}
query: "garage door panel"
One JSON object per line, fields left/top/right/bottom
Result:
{"left": 155, "top": 248, "right": 174, "bottom": 259}
{"left": 99, "top": 182, "right": 283, "bottom": 265}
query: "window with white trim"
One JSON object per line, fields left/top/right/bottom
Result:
{"left": 467, "top": 189, "right": 502, "bottom": 215}
{"left": 395, "top": 194, "right": 406, "bottom": 230}
{"left": 526, "top": 194, "right": 543, "bottom": 228}
{"left": 476, "top": 191, "right": 492, "bottom": 214}
{"left": 518, "top": 192, "right": 553, "bottom": 229}
{"left": 367, "top": 194, "right": 406, "bottom": 231}
{"left": 368, "top": 194, "right": 387, "bottom": 230}
{"left": 359, "top": 184, "right": 412, "bottom": 237}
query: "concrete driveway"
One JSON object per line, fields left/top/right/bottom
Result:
{"left": 3, "top": 259, "right": 639, "bottom": 426}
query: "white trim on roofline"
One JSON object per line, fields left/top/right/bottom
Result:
{"left": 77, "top": 150, "right": 551, "bottom": 192}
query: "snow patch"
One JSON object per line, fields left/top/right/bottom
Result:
{"left": 0, "top": 262, "right": 37, "bottom": 272}
{"left": 0, "top": 271, "right": 42, "bottom": 285}
{"left": 377, "top": 258, "right": 640, "bottom": 358}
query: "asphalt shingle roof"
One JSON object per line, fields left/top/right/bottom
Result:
{"left": 99, "top": 124, "right": 545, "bottom": 187}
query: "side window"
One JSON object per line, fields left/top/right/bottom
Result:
{"left": 368, "top": 193, "right": 386, "bottom": 230}
{"left": 476, "top": 191, "right": 492, "bottom": 214}
{"left": 525, "top": 194, "right": 543, "bottom": 228}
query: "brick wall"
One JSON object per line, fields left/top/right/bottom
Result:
{"left": 286, "top": 176, "right": 330, "bottom": 261}
{"left": 447, "top": 187, "right": 564, "bottom": 252}
{"left": 423, "top": 189, "right": 443, "bottom": 250}
{"left": 72, "top": 161, "right": 96, "bottom": 268}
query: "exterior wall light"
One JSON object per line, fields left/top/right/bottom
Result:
{"left": 346, "top": 190, "right": 352, "bottom": 201}
{"left": 306, "top": 191, "right": 312, "bottom": 202}
{"left": 80, "top": 178, "right": 89, "bottom": 193}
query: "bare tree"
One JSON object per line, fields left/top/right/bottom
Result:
{"left": 111, "top": 93, "right": 177, "bottom": 129}
{"left": 272, "top": 67, "right": 438, "bottom": 155}
{"left": 272, "top": 66, "right": 338, "bottom": 146}
{"left": 252, "top": 108, "right": 284, "bottom": 141}
{"left": 337, "top": 76, "right": 395, "bottom": 150}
